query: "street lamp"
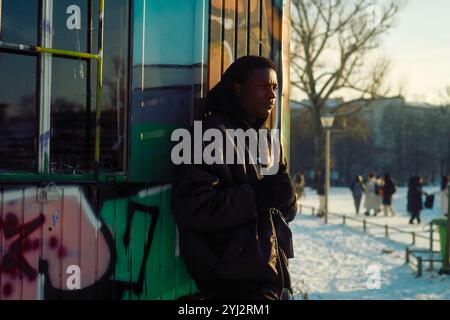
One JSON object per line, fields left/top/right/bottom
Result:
{"left": 321, "top": 113, "right": 335, "bottom": 224}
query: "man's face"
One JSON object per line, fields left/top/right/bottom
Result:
{"left": 237, "top": 68, "right": 278, "bottom": 120}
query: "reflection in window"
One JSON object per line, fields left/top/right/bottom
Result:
{"left": 0, "top": 0, "right": 38, "bottom": 45}
{"left": 49, "top": 0, "right": 129, "bottom": 174}
{"left": 100, "top": 0, "right": 129, "bottom": 172}
{"left": 50, "top": 58, "right": 91, "bottom": 174}
{"left": 52, "top": 0, "right": 88, "bottom": 53}
{"left": 0, "top": 53, "right": 37, "bottom": 172}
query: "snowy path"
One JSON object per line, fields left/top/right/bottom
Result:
{"left": 290, "top": 187, "right": 450, "bottom": 300}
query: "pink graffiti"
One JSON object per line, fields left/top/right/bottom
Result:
{"left": 0, "top": 187, "right": 111, "bottom": 300}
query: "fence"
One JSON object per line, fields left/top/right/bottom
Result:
{"left": 297, "top": 204, "right": 442, "bottom": 277}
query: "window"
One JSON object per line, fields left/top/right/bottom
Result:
{"left": 0, "top": 53, "right": 38, "bottom": 172}
{"left": 0, "top": 0, "right": 38, "bottom": 45}
{"left": 0, "top": 0, "right": 39, "bottom": 172}
{"left": 0, "top": 0, "right": 129, "bottom": 175}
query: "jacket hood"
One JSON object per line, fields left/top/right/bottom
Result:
{"left": 203, "top": 79, "right": 268, "bottom": 130}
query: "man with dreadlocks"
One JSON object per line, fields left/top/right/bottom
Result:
{"left": 171, "top": 56, "right": 297, "bottom": 300}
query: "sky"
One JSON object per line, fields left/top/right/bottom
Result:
{"left": 291, "top": 0, "right": 450, "bottom": 105}
{"left": 380, "top": 0, "right": 450, "bottom": 104}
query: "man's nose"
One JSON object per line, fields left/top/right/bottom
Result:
{"left": 267, "top": 87, "right": 276, "bottom": 99}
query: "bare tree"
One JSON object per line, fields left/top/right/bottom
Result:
{"left": 291, "top": 0, "right": 404, "bottom": 169}
{"left": 439, "top": 86, "right": 450, "bottom": 106}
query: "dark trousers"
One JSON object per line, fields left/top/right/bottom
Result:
{"left": 409, "top": 210, "right": 421, "bottom": 223}
{"left": 353, "top": 195, "right": 362, "bottom": 214}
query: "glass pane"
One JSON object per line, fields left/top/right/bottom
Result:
{"left": 0, "top": 0, "right": 38, "bottom": 45}
{"left": 50, "top": 57, "right": 91, "bottom": 174}
{"left": 99, "top": 0, "right": 129, "bottom": 172}
{"left": 52, "top": 0, "right": 88, "bottom": 52}
{"left": 130, "top": 0, "right": 207, "bottom": 182}
{"left": 49, "top": 0, "right": 129, "bottom": 175}
{"left": 0, "top": 53, "right": 37, "bottom": 172}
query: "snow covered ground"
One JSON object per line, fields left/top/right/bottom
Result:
{"left": 290, "top": 187, "right": 450, "bottom": 300}
{"left": 298, "top": 186, "right": 445, "bottom": 248}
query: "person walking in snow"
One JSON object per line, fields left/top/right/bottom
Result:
{"left": 407, "top": 176, "right": 424, "bottom": 224}
{"left": 373, "top": 176, "right": 383, "bottom": 216}
{"left": 295, "top": 171, "right": 306, "bottom": 199}
{"left": 364, "top": 173, "right": 379, "bottom": 216}
{"left": 382, "top": 173, "right": 397, "bottom": 217}
{"left": 350, "top": 175, "right": 365, "bottom": 215}
{"left": 441, "top": 175, "right": 449, "bottom": 216}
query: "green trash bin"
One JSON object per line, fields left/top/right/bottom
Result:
{"left": 431, "top": 218, "right": 448, "bottom": 263}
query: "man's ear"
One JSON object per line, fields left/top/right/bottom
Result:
{"left": 234, "top": 83, "right": 242, "bottom": 96}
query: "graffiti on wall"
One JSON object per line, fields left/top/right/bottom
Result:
{"left": 0, "top": 185, "right": 164, "bottom": 300}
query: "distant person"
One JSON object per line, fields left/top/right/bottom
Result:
{"left": 441, "top": 175, "right": 449, "bottom": 216}
{"left": 350, "top": 175, "right": 365, "bottom": 215}
{"left": 315, "top": 168, "right": 325, "bottom": 217}
{"left": 295, "top": 171, "right": 306, "bottom": 199}
{"left": 364, "top": 173, "right": 379, "bottom": 216}
{"left": 382, "top": 173, "right": 397, "bottom": 217}
{"left": 407, "top": 176, "right": 424, "bottom": 224}
{"left": 373, "top": 176, "right": 383, "bottom": 216}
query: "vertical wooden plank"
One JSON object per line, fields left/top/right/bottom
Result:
{"left": 236, "top": 0, "right": 248, "bottom": 58}
{"left": 22, "top": 187, "right": 42, "bottom": 300}
{"left": 261, "top": 0, "right": 272, "bottom": 58}
{"left": 222, "top": 0, "right": 236, "bottom": 71}
{"left": 60, "top": 186, "right": 82, "bottom": 299}
{"left": 112, "top": 188, "right": 131, "bottom": 299}
{"left": 249, "top": 0, "right": 261, "bottom": 55}
{"left": 130, "top": 189, "right": 146, "bottom": 300}
{"left": 208, "top": 0, "right": 224, "bottom": 89}
{"left": 96, "top": 185, "right": 115, "bottom": 299}
{"left": 97, "top": 184, "right": 118, "bottom": 299}
{"left": 145, "top": 186, "right": 163, "bottom": 299}
{"left": 1, "top": 189, "right": 25, "bottom": 300}
{"left": 161, "top": 186, "right": 176, "bottom": 299}
{"left": 78, "top": 187, "right": 97, "bottom": 295}
{"left": 42, "top": 187, "right": 64, "bottom": 299}
{"left": 272, "top": 0, "right": 282, "bottom": 60}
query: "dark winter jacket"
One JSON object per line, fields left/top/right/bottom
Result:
{"left": 315, "top": 172, "right": 325, "bottom": 196}
{"left": 383, "top": 176, "right": 396, "bottom": 205}
{"left": 171, "top": 93, "right": 297, "bottom": 300}
{"left": 407, "top": 176, "right": 423, "bottom": 213}
{"left": 350, "top": 179, "right": 365, "bottom": 199}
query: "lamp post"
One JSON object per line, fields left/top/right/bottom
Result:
{"left": 321, "top": 113, "right": 335, "bottom": 224}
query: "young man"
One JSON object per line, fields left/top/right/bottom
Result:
{"left": 171, "top": 56, "right": 297, "bottom": 300}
